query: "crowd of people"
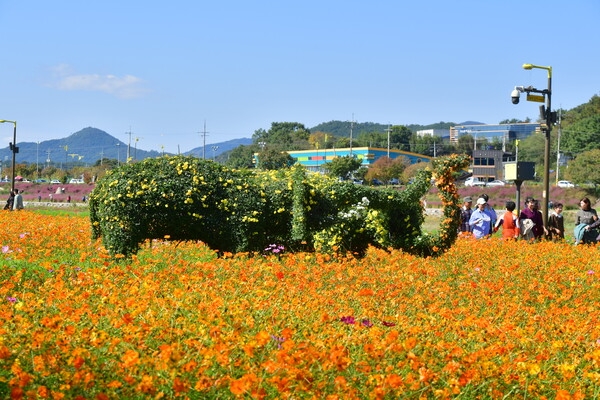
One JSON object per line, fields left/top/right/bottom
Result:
{"left": 460, "top": 193, "right": 598, "bottom": 244}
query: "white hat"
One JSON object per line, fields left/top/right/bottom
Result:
{"left": 476, "top": 197, "right": 486, "bottom": 205}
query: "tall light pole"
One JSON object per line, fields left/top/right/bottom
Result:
{"left": 36, "top": 141, "right": 40, "bottom": 179}
{"left": 555, "top": 110, "right": 562, "bottom": 186}
{"left": 0, "top": 120, "right": 18, "bottom": 193}
{"left": 386, "top": 124, "right": 391, "bottom": 157}
{"left": 512, "top": 63, "right": 555, "bottom": 228}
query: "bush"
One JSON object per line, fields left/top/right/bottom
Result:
{"left": 90, "top": 154, "right": 470, "bottom": 258}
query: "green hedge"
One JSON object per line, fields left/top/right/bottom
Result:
{"left": 89, "top": 154, "right": 470, "bottom": 257}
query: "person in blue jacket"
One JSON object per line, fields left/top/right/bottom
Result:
{"left": 469, "top": 197, "right": 492, "bottom": 239}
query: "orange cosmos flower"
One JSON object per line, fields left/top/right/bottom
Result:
{"left": 255, "top": 331, "right": 271, "bottom": 346}
{"left": 385, "top": 374, "right": 403, "bottom": 389}
{"left": 120, "top": 349, "right": 139, "bottom": 368}
{"left": 173, "top": 377, "right": 188, "bottom": 393}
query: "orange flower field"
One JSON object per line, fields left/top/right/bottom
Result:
{"left": 1, "top": 210, "right": 600, "bottom": 399}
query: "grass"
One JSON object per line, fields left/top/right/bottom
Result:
{"left": 30, "top": 207, "right": 90, "bottom": 217}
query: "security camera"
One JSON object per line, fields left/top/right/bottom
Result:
{"left": 511, "top": 88, "right": 521, "bottom": 104}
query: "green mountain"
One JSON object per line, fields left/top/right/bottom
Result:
{"left": 309, "top": 120, "right": 463, "bottom": 137}
{"left": 185, "top": 138, "right": 253, "bottom": 159}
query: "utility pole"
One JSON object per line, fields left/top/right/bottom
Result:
{"left": 199, "top": 121, "right": 209, "bottom": 159}
{"left": 385, "top": 124, "right": 391, "bottom": 157}
{"left": 125, "top": 127, "right": 133, "bottom": 162}
{"left": 556, "top": 109, "right": 562, "bottom": 186}
{"left": 36, "top": 141, "right": 40, "bottom": 179}
{"left": 349, "top": 114, "right": 354, "bottom": 156}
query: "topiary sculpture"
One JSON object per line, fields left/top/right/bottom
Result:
{"left": 89, "top": 154, "right": 470, "bottom": 258}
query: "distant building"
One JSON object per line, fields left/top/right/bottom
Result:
{"left": 285, "top": 147, "right": 431, "bottom": 173}
{"left": 470, "top": 149, "right": 515, "bottom": 181}
{"left": 450, "top": 123, "right": 540, "bottom": 146}
{"left": 416, "top": 128, "right": 450, "bottom": 140}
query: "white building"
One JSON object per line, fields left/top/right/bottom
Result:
{"left": 416, "top": 129, "right": 450, "bottom": 139}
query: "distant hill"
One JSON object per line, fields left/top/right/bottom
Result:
{"left": 0, "top": 127, "right": 249, "bottom": 165}
{"left": 454, "top": 121, "right": 485, "bottom": 126}
{"left": 309, "top": 120, "right": 470, "bottom": 136}
{"left": 184, "top": 138, "right": 252, "bottom": 159}
{"left": 309, "top": 121, "right": 392, "bottom": 137}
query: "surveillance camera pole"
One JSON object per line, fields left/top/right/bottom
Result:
{"left": 521, "top": 63, "right": 553, "bottom": 229}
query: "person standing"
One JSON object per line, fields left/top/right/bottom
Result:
{"left": 494, "top": 200, "right": 520, "bottom": 240}
{"left": 4, "top": 191, "right": 15, "bottom": 210}
{"left": 479, "top": 193, "right": 497, "bottom": 235}
{"left": 519, "top": 197, "right": 547, "bottom": 241}
{"left": 13, "top": 189, "right": 24, "bottom": 210}
{"left": 547, "top": 202, "right": 565, "bottom": 241}
{"left": 469, "top": 197, "right": 492, "bottom": 239}
{"left": 459, "top": 196, "right": 473, "bottom": 233}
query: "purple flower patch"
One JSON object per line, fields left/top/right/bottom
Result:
{"left": 361, "top": 319, "right": 373, "bottom": 328}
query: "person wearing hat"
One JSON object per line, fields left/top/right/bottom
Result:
{"left": 468, "top": 197, "right": 492, "bottom": 239}
{"left": 479, "top": 193, "right": 497, "bottom": 235}
{"left": 459, "top": 196, "right": 473, "bottom": 233}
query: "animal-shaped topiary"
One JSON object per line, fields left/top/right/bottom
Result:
{"left": 89, "top": 154, "right": 470, "bottom": 258}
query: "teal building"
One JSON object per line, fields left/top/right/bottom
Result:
{"left": 286, "top": 147, "right": 431, "bottom": 173}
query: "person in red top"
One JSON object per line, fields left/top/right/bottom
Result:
{"left": 494, "top": 200, "right": 520, "bottom": 240}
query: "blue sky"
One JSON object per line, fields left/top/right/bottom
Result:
{"left": 1, "top": 1, "right": 599, "bottom": 154}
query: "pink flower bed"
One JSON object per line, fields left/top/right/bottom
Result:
{"left": 427, "top": 184, "right": 588, "bottom": 210}
{"left": 3, "top": 182, "right": 96, "bottom": 203}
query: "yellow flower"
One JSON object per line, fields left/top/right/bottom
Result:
{"left": 528, "top": 363, "right": 541, "bottom": 375}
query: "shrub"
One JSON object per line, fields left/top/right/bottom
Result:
{"left": 90, "top": 154, "right": 470, "bottom": 257}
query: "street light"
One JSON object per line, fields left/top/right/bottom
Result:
{"left": 511, "top": 63, "right": 555, "bottom": 229}
{"left": 0, "top": 119, "right": 18, "bottom": 193}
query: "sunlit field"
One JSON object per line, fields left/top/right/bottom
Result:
{"left": 2, "top": 210, "right": 599, "bottom": 399}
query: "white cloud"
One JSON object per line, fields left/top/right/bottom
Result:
{"left": 49, "top": 64, "right": 147, "bottom": 99}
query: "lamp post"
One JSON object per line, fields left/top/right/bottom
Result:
{"left": 0, "top": 120, "right": 18, "bottom": 193}
{"left": 512, "top": 63, "right": 554, "bottom": 228}
{"left": 36, "top": 141, "right": 40, "bottom": 179}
